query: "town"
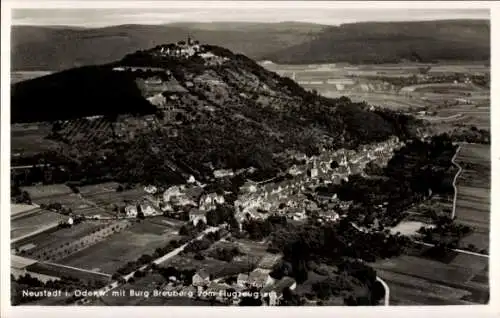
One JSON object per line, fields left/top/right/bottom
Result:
{"left": 9, "top": 12, "right": 491, "bottom": 308}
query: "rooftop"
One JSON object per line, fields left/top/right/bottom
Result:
{"left": 248, "top": 268, "right": 271, "bottom": 285}
{"left": 261, "top": 276, "right": 296, "bottom": 293}
{"left": 257, "top": 253, "right": 283, "bottom": 270}
{"left": 195, "top": 269, "right": 210, "bottom": 280}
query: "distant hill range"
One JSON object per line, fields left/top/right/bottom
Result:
{"left": 263, "top": 20, "right": 490, "bottom": 64}
{"left": 11, "top": 20, "right": 489, "bottom": 71}
{"left": 11, "top": 22, "right": 327, "bottom": 71}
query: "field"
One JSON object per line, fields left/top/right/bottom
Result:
{"left": 262, "top": 62, "right": 489, "bottom": 115}
{"left": 58, "top": 220, "right": 182, "bottom": 274}
{"left": 80, "top": 187, "right": 146, "bottom": 206}
{"left": 13, "top": 221, "right": 114, "bottom": 254}
{"left": 20, "top": 184, "right": 73, "bottom": 200}
{"left": 231, "top": 238, "right": 270, "bottom": 258}
{"left": 77, "top": 182, "right": 121, "bottom": 196}
{"left": 25, "top": 262, "right": 111, "bottom": 284}
{"left": 372, "top": 247, "right": 489, "bottom": 305}
{"left": 11, "top": 203, "right": 39, "bottom": 216}
{"left": 454, "top": 143, "right": 490, "bottom": 251}
{"left": 28, "top": 190, "right": 116, "bottom": 217}
{"left": 11, "top": 71, "right": 53, "bottom": 84}
{"left": 11, "top": 123, "right": 58, "bottom": 157}
{"left": 377, "top": 143, "right": 490, "bottom": 305}
{"left": 11, "top": 209, "right": 66, "bottom": 241}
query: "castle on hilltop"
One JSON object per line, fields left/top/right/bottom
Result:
{"left": 159, "top": 35, "right": 201, "bottom": 58}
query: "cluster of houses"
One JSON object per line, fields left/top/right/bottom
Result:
{"left": 233, "top": 137, "right": 403, "bottom": 223}
{"left": 120, "top": 136, "right": 402, "bottom": 231}
{"left": 123, "top": 183, "right": 226, "bottom": 225}
{"left": 187, "top": 253, "right": 296, "bottom": 306}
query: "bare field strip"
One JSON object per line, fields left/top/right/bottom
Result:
{"left": 163, "top": 255, "right": 227, "bottom": 270}
{"left": 11, "top": 125, "right": 58, "bottom": 156}
{"left": 374, "top": 269, "right": 473, "bottom": 305}
{"left": 82, "top": 188, "right": 146, "bottom": 206}
{"left": 77, "top": 182, "right": 121, "bottom": 196}
{"left": 34, "top": 193, "right": 92, "bottom": 209}
{"left": 11, "top": 203, "right": 39, "bottom": 216}
{"left": 58, "top": 220, "right": 181, "bottom": 274}
{"left": 11, "top": 209, "right": 66, "bottom": 240}
{"left": 11, "top": 71, "right": 53, "bottom": 84}
{"left": 12, "top": 221, "right": 113, "bottom": 251}
{"left": 21, "top": 184, "right": 73, "bottom": 200}
{"left": 373, "top": 255, "right": 480, "bottom": 285}
{"left": 26, "top": 262, "right": 111, "bottom": 284}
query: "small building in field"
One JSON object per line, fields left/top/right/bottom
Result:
{"left": 125, "top": 205, "right": 138, "bottom": 217}
{"left": 248, "top": 268, "right": 274, "bottom": 288}
{"left": 189, "top": 209, "right": 207, "bottom": 226}
{"left": 140, "top": 203, "right": 156, "bottom": 216}
{"left": 260, "top": 276, "right": 297, "bottom": 306}
{"left": 187, "top": 175, "right": 196, "bottom": 184}
{"left": 144, "top": 185, "right": 158, "bottom": 194}
{"left": 192, "top": 269, "right": 211, "bottom": 292}
{"left": 213, "top": 169, "right": 234, "bottom": 179}
{"left": 237, "top": 273, "right": 249, "bottom": 287}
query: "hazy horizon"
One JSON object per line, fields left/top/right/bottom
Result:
{"left": 12, "top": 8, "right": 489, "bottom": 28}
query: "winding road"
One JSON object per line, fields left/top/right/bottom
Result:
{"left": 376, "top": 276, "right": 390, "bottom": 306}
{"left": 450, "top": 144, "right": 463, "bottom": 219}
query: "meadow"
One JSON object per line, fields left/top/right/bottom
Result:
{"left": 80, "top": 187, "right": 146, "bottom": 207}
{"left": 58, "top": 220, "right": 181, "bottom": 274}
{"left": 454, "top": 143, "right": 490, "bottom": 252}
{"left": 11, "top": 123, "right": 58, "bottom": 157}
{"left": 13, "top": 221, "right": 119, "bottom": 258}
{"left": 372, "top": 249, "right": 489, "bottom": 305}
{"left": 262, "top": 62, "right": 489, "bottom": 115}
{"left": 11, "top": 209, "right": 66, "bottom": 241}
{"left": 11, "top": 71, "right": 53, "bottom": 84}
{"left": 25, "top": 262, "right": 111, "bottom": 284}
{"left": 20, "top": 184, "right": 73, "bottom": 200}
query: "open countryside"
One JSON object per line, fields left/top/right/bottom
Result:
{"left": 10, "top": 13, "right": 490, "bottom": 307}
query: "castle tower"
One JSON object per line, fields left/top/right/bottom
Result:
{"left": 340, "top": 154, "right": 348, "bottom": 166}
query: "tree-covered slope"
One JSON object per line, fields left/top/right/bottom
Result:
{"left": 262, "top": 20, "right": 490, "bottom": 64}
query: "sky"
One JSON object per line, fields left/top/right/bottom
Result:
{"left": 12, "top": 8, "right": 489, "bottom": 27}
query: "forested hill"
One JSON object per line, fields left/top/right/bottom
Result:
{"left": 11, "top": 22, "right": 326, "bottom": 71}
{"left": 11, "top": 20, "right": 489, "bottom": 71}
{"left": 11, "top": 43, "right": 421, "bottom": 184}
{"left": 262, "top": 20, "right": 490, "bottom": 64}
{"left": 11, "top": 66, "right": 157, "bottom": 123}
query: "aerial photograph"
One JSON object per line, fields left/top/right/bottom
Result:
{"left": 8, "top": 5, "right": 490, "bottom": 307}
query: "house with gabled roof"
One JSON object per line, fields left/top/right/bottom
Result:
{"left": 248, "top": 268, "right": 274, "bottom": 288}
{"left": 237, "top": 273, "right": 249, "bottom": 287}
{"left": 192, "top": 268, "right": 211, "bottom": 289}
{"left": 260, "top": 276, "right": 297, "bottom": 306}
